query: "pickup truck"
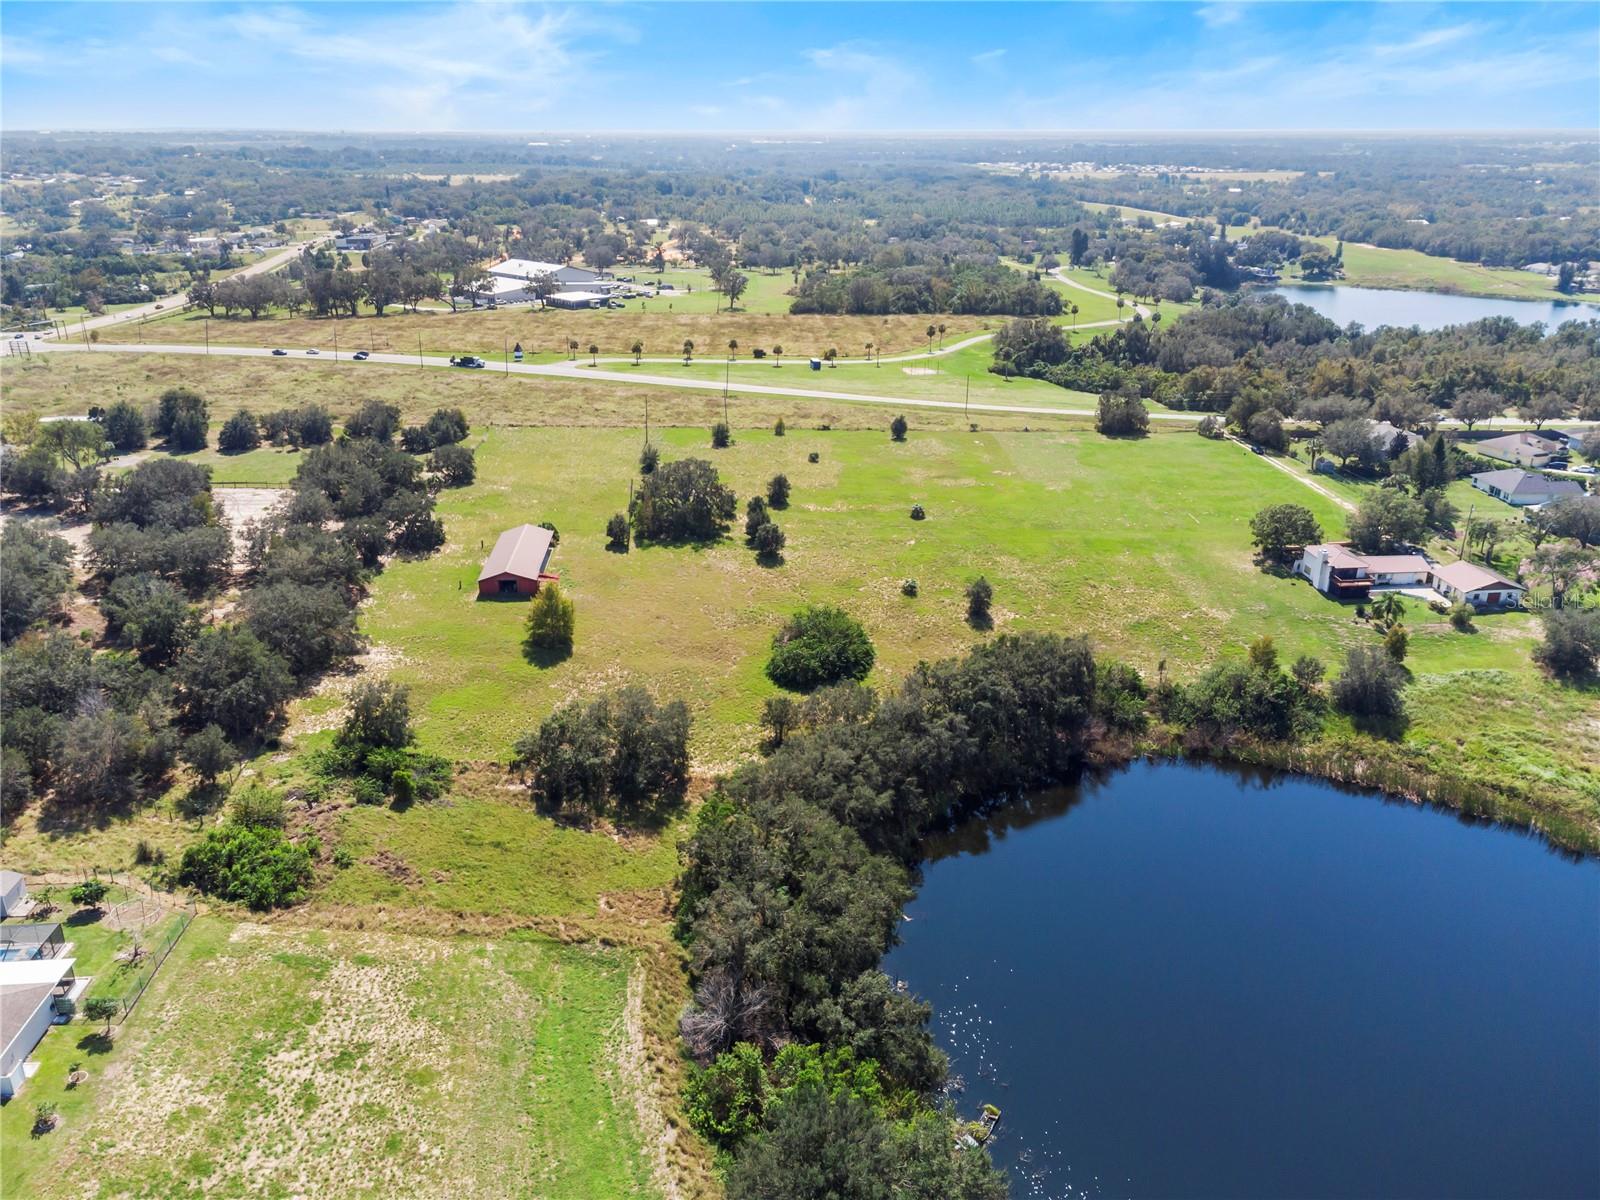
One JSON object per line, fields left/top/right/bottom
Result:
{"left": 449, "top": 355, "right": 487, "bottom": 369}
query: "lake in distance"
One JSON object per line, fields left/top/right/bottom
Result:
{"left": 1269, "top": 283, "right": 1599, "bottom": 332}
{"left": 883, "top": 761, "right": 1600, "bottom": 1200}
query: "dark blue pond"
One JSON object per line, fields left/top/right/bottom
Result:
{"left": 1270, "top": 283, "right": 1599, "bottom": 332}
{"left": 883, "top": 761, "right": 1600, "bottom": 1200}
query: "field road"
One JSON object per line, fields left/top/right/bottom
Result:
{"left": 41, "top": 239, "right": 328, "bottom": 340}
{"left": 27, "top": 339, "right": 1206, "bottom": 422}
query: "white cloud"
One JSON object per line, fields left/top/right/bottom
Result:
{"left": 971, "top": 48, "right": 1007, "bottom": 66}
{"left": 1196, "top": 3, "right": 1244, "bottom": 29}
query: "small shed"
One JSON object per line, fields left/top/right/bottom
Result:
{"left": 478, "top": 524, "right": 558, "bottom": 597}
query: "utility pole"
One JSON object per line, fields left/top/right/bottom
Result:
{"left": 644, "top": 396, "right": 650, "bottom": 446}
{"left": 333, "top": 321, "right": 338, "bottom": 361}
{"left": 504, "top": 336, "right": 509, "bottom": 375}
{"left": 965, "top": 375, "right": 970, "bottom": 425}
{"left": 418, "top": 333, "right": 423, "bottom": 368}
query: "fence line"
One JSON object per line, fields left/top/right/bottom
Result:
{"left": 112, "top": 899, "right": 195, "bottom": 1025}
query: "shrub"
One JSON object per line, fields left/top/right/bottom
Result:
{"left": 910, "top": 504, "right": 925, "bottom": 521}
{"left": 774, "top": 419, "right": 786, "bottom": 437}
{"left": 1331, "top": 645, "right": 1407, "bottom": 722}
{"left": 1383, "top": 624, "right": 1409, "bottom": 662}
{"left": 753, "top": 522, "right": 785, "bottom": 561}
{"left": 606, "top": 512, "right": 629, "bottom": 550}
{"left": 339, "top": 680, "right": 413, "bottom": 751}
{"left": 68, "top": 879, "right": 110, "bottom": 909}
{"left": 1197, "top": 414, "right": 1225, "bottom": 438}
{"left": 352, "top": 775, "right": 387, "bottom": 805}
{"left": 901, "top": 579, "right": 918, "bottom": 597}
{"left": 332, "top": 847, "right": 354, "bottom": 869}
{"left": 176, "top": 823, "right": 313, "bottom": 910}
{"left": 512, "top": 685, "right": 690, "bottom": 817}
{"left": 766, "top": 605, "right": 876, "bottom": 691}
{"left": 889, "top": 415, "right": 908, "bottom": 441}
{"left": 227, "top": 784, "right": 286, "bottom": 828}
{"left": 100, "top": 401, "right": 148, "bottom": 453}
{"left": 966, "top": 577, "right": 993, "bottom": 628}
{"left": 1534, "top": 609, "right": 1600, "bottom": 680}
{"left": 217, "top": 411, "right": 261, "bottom": 454}
{"left": 1096, "top": 391, "right": 1149, "bottom": 437}
{"left": 711, "top": 422, "right": 732, "bottom": 449}
{"left": 1449, "top": 601, "right": 1476, "bottom": 632}
{"left": 745, "top": 496, "right": 769, "bottom": 541}
{"left": 524, "top": 583, "right": 575, "bottom": 658}
{"left": 767, "top": 474, "right": 790, "bottom": 509}
{"left": 181, "top": 723, "right": 237, "bottom": 788}
{"left": 808, "top": 451, "right": 820, "bottom": 464}
{"left": 537, "top": 520, "right": 560, "bottom": 546}
{"left": 428, "top": 443, "right": 475, "bottom": 488}
{"left": 632, "top": 458, "right": 736, "bottom": 543}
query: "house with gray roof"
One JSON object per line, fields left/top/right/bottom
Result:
{"left": 1471, "top": 468, "right": 1585, "bottom": 508}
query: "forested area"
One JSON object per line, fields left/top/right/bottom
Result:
{"left": 11, "top": 132, "right": 1590, "bottom": 322}
{"left": 0, "top": 394, "right": 472, "bottom": 903}
{"left": 996, "top": 295, "right": 1600, "bottom": 428}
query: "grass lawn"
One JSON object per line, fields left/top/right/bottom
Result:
{"left": 0, "top": 353, "right": 1100, "bottom": 435}
{"left": 350, "top": 422, "right": 1597, "bottom": 835}
{"left": 3, "top": 917, "right": 667, "bottom": 1200}
{"left": 1295, "top": 237, "right": 1585, "bottom": 302}
{"left": 94, "top": 300, "right": 980, "bottom": 365}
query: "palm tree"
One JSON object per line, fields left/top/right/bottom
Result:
{"left": 937, "top": 322, "right": 947, "bottom": 348}
{"left": 567, "top": 337, "right": 578, "bottom": 361}
{"left": 1069, "top": 302, "right": 1080, "bottom": 329}
{"left": 926, "top": 324, "right": 936, "bottom": 354}
{"left": 865, "top": 341, "right": 874, "bottom": 366}
{"left": 825, "top": 347, "right": 837, "bottom": 368}
{"left": 1370, "top": 592, "right": 1405, "bottom": 628}
{"left": 1116, "top": 297, "right": 1126, "bottom": 321}
{"left": 588, "top": 343, "right": 599, "bottom": 366}
{"left": 631, "top": 340, "right": 643, "bottom": 365}
{"left": 772, "top": 344, "right": 783, "bottom": 367}
{"left": 727, "top": 339, "right": 738, "bottom": 361}
{"left": 682, "top": 339, "right": 694, "bottom": 365}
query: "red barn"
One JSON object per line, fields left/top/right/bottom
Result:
{"left": 477, "top": 524, "right": 558, "bottom": 597}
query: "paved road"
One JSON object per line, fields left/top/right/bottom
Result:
{"left": 1051, "top": 266, "right": 1153, "bottom": 319}
{"left": 31, "top": 339, "right": 1203, "bottom": 422}
{"left": 44, "top": 239, "right": 327, "bottom": 340}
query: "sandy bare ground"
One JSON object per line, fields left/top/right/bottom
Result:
{"left": 213, "top": 486, "right": 288, "bottom": 558}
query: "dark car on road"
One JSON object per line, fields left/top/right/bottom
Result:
{"left": 353, "top": 350, "right": 370, "bottom": 360}
{"left": 272, "top": 348, "right": 289, "bottom": 355}
{"left": 449, "top": 355, "right": 487, "bottom": 368}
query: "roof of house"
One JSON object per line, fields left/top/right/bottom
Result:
{"left": 1369, "top": 421, "right": 1421, "bottom": 449}
{"left": 478, "top": 524, "right": 555, "bottom": 582}
{"left": 1359, "top": 554, "right": 1431, "bottom": 574}
{"left": 1305, "top": 542, "right": 1368, "bottom": 570}
{"left": 0, "top": 981, "right": 60, "bottom": 1062}
{"left": 1472, "top": 468, "right": 1584, "bottom": 500}
{"left": 0, "top": 871, "right": 24, "bottom": 893}
{"left": 1476, "top": 432, "right": 1562, "bottom": 456}
{"left": 1433, "top": 560, "right": 1522, "bottom": 593}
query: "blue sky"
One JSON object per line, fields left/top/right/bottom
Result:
{"left": 3, "top": 2, "right": 1596, "bottom": 132}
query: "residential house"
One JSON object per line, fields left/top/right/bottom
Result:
{"left": 1472, "top": 432, "right": 1564, "bottom": 468}
{"left": 1369, "top": 420, "right": 1422, "bottom": 456}
{"left": 477, "top": 524, "right": 559, "bottom": 597}
{"left": 1295, "top": 543, "right": 1523, "bottom": 610}
{"left": 1430, "top": 561, "right": 1525, "bottom": 610}
{"left": 0, "top": 923, "right": 88, "bottom": 1099}
{"left": 1471, "top": 468, "right": 1585, "bottom": 508}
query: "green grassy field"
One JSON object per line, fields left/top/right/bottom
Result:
{"left": 4, "top": 917, "right": 665, "bottom": 1200}
{"left": 347, "top": 423, "right": 1597, "bottom": 834}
